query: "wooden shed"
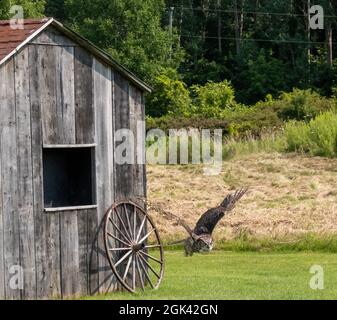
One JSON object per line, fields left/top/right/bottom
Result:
{"left": 0, "top": 17, "right": 151, "bottom": 299}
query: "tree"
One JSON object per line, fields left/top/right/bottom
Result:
{"left": 64, "top": 0, "right": 184, "bottom": 84}
{"left": 0, "top": 0, "right": 45, "bottom": 19}
{"left": 45, "top": 0, "right": 65, "bottom": 20}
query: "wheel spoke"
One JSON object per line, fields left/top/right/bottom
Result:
{"left": 135, "top": 255, "right": 145, "bottom": 291}
{"left": 138, "top": 253, "right": 161, "bottom": 279}
{"left": 136, "top": 215, "right": 147, "bottom": 242}
{"left": 137, "top": 253, "right": 154, "bottom": 289}
{"left": 138, "top": 228, "right": 155, "bottom": 245}
{"left": 144, "top": 244, "right": 162, "bottom": 249}
{"left": 108, "top": 218, "right": 131, "bottom": 245}
{"left": 107, "top": 232, "right": 130, "bottom": 247}
{"left": 132, "top": 254, "right": 136, "bottom": 291}
{"left": 124, "top": 204, "right": 133, "bottom": 241}
{"left": 133, "top": 206, "right": 137, "bottom": 242}
{"left": 114, "top": 208, "right": 133, "bottom": 242}
{"left": 122, "top": 254, "right": 133, "bottom": 281}
{"left": 108, "top": 247, "right": 130, "bottom": 252}
{"left": 139, "top": 250, "right": 163, "bottom": 265}
{"left": 115, "top": 250, "right": 133, "bottom": 268}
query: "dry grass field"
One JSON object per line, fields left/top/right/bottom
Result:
{"left": 148, "top": 153, "right": 337, "bottom": 243}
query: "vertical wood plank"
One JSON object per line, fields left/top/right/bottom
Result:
{"left": 88, "top": 208, "right": 99, "bottom": 295}
{"left": 74, "top": 47, "right": 94, "bottom": 144}
{"left": 0, "top": 58, "right": 20, "bottom": 300}
{"left": 130, "top": 86, "right": 146, "bottom": 200}
{"left": 93, "top": 58, "right": 115, "bottom": 293}
{"left": 77, "top": 208, "right": 99, "bottom": 296}
{"left": 41, "top": 45, "right": 75, "bottom": 145}
{"left": 55, "top": 46, "right": 76, "bottom": 144}
{"left": 114, "top": 72, "right": 132, "bottom": 200}
{"left": 29, "top": 45, "right": 61, "bottom": 299}
{"left": 14, "top": 48, "right": 36, "bottom": 300}
{"left": 77, "top": 210, "right": 88, "bottom": 296}
{"left": 139, "top": 92, "right": 147, "bottom": 199}
{"left": 60, "top": 211, "right": 80, "bottom": 298}
{"left": 39, "top": 45, "right": 58, "bottom": 145}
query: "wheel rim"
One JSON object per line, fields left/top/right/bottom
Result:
{"left": 104, "top": 201, "right": 164, "bottom": 293}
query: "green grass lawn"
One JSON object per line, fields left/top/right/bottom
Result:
{"left": 87, "top": 250, "right": 337, "bottom": 300}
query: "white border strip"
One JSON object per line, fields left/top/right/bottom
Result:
{"left": 44, "top": 205, "right": 98, "bottom": 213}
{"left": 43, "top": 143, "right": 97, "bottom": 149}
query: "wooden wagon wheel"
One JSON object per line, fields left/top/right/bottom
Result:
{"left": 104, "top": 200, "right": 164, "bottom": 293}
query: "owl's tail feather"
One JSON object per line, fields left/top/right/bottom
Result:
{"left": 221, "top": 188, "right": 248, "bottom": 211}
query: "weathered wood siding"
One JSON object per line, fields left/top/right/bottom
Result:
{"left": 0, "top": 26, "right": 146, "bottom": 300}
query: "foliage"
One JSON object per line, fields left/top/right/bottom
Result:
{"left": 191, "top": 80, "right": 236, "bottom": 118}
{"left": 168, "top": 0, "right": 337, "bottom": 105}
{"left": 64, "top": 0, "right": 184, "bottom": 84}
{"left": 222, "top": 89, "right": 336, "bottom": 137}
{"left": 277, "top": 89, "right": 336, "bottom": 121}
{"left": 285, "top": 111, "right": 337, "bottom": 157}
{"left": 182, "top": 58, "right": 225, "bottom": 85}
{"left": 0, "top": 0, "right": 45, "bottom": 19}
{"left": 146, "top": 115, "right": 230, "bottom": 135}
{"left": 219, "top": 102, "right": 283, "bottom": 137}
{"left": 45, "top": 0, "right": 65, "bottom": 19}
{"left": 233, "top": 49, "right": 290, "bottom": 104}
{"left": 147, "top": 73, "right": 192, "bottom": 117}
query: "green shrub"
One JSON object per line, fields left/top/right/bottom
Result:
{"left": 285, "top": 111, "right": 337, "bottom": 157}
{"left": 220, "top": 103, "right": 283, "bottom": 137}
{"left": 146, "top": 115, "right": 231, "bottom": 135}
{"left": 146, "top": 102, "right": 283, "bottom": 139}
{"left": 191, "top": 80, "right": 236, "bottom": 118}
{"left": 147, "top": 74, "right": 192, "bottom": 117}
{"left": 277, "top": 89, "right": 335, "bottom": 121}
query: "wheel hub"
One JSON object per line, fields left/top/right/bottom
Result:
{"left": 132, "top": 242, "right": 145, "bottom": 252}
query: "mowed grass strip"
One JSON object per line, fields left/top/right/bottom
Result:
{"left": 86, "top": 251, "right": 337, "bottom": 300}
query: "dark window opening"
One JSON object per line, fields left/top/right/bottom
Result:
{"left": 43, "top": 147, "right": 95, "bottom": 208}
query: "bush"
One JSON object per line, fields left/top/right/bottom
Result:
{"left": 147, "top": 74, "right": 192, "bottom": 117}
{"left": 191, "top": 80, "right": 236, "bottom": 118}
{"left": 277, "top": 89, "right": 335, "bottom": 122}
{"left": 146, "top": 115, "right": 231, "bottom": 135}
{"left": 146, "top": 100, "right": 283, "bottom": 139}
{"left": 285, "top": 111, "right": 337, "bottom": 157}
{"left": 220, "top": 102, "right": 283, "bottom": 137}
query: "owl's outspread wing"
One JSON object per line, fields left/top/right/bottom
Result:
{"left": 220, "top": 188, "right": 248, "bottom": 212}
{"left": 193, "top": 188, "right": 248, "bottom": 236}
{"left": 193, "top": 207, "right": 226, "bottom": 236}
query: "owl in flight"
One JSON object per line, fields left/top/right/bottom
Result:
{"left": 155, "top": 188, "right": 248, "bottom": 256}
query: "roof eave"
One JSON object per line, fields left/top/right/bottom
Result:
{"left": 0, "top": 17, "right": 152, "bottom": 93}
{"left": 0, "top": 17, "right": 54, "bottom": 66}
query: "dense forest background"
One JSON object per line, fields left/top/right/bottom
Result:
{"left": 1, "top": 1, "right": 337, "bottom": 137}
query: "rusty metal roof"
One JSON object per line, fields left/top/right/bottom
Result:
{"left": 0, "top": 18, "right": 51, "bottom": 63}
{"left": 0, "top": 17, "right": 151, "bottom": 93}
